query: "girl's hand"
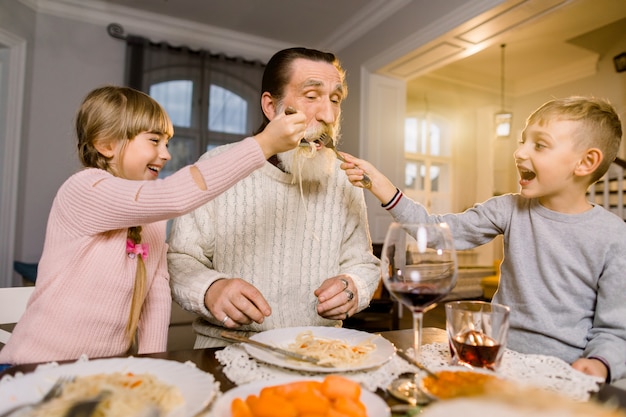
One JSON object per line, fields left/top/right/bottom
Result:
{"left": 254, "top": 109, "right": 306, "bottom": 158}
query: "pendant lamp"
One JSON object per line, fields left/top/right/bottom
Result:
{"left": 495, "top": 44, "right": 512, "bottom": 138}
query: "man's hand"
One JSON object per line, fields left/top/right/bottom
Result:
{"left": 315, "top": 275, "right": 358, "bottom": 320}
{"left": 205, "top": 278, "right": 271, "bottom": 328}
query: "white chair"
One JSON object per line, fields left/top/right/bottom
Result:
{"left": 0, "top": 286, "right": 35, "bottom": 345}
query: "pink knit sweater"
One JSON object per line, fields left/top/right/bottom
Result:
{"left": 0, "top": 137, "right": 265, "bottom": 365}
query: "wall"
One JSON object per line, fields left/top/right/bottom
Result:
{"left": 0, "top": 0, "right": 35, "bottom": 284}
{"left": 338, "top": 0, "right": 504, "bottom": 157}
{"left": 2, "top": 9, "right": 124, "bottom": 267}
{"left": 1, "top": 0, "right": 506, "bottom": 274}
{"left": 21, "top": 14, "right": 124, "bottom": 262}
{"left": 405, "top": 77, "right": 503, "bottom": 265}
{"left": 402, "top": 32, "right": 626, "bottom": 265}
{"left": 509, "top": 35, "right": 626, "bottom": 190}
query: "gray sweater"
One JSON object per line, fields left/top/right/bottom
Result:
{"left": 390, "top": 193, "right": 626, "bottom": 381}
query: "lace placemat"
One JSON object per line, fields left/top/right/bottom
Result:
{"left": 215, "top": 344, "right": 409, "bottom": 392}
{"left": 414, "top": 343, "right": 602, "bottom": 401}
{"left": 216, "top": 342, "right": 603, "bottom": 401}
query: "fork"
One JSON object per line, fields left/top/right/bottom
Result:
{"left": 0, "top": 375, "right": 74, "bottom": 417}
{"left": 63, "top": 391, "right": 111, "bottom": 417}
{"left": 317, "top": 133, "right": 372, "bottom": 189}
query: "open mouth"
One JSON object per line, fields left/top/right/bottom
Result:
{"left": 519, "top": 168, "right": 536, "bottom": 181}
{"left": 299, "top": 137, "right": 325, "bottom": 148}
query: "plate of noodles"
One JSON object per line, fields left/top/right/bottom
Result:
{"left": 211, "top": 376, "right": 391, "bottom": 417}
{"left": 0, "top": 357, "right": 217, "bottom": 417}
{"left": 243, "top": 326, "right": 395, "bottom": 372}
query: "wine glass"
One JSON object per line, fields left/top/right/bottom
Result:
{"left": 381, "top": 222, "right": 458, "bottom": 404}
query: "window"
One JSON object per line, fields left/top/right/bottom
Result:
{"left": 145, "top": 66, "right": 262, "bottom": 177}
{"left": 125, "top": 38, "right": 265, "bottom": 178}
{"left": 209, "top": 85, "right": 247, "bottom": 135}
{"left": 403, "top": 115, "right": 452, "bottom": 213}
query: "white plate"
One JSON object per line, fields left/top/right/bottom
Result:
{"left": 244, "top": 326, "right": 395, "bottom": 372}
{"left": 0, "top": 357, "right": 216, "bottom": 416}
{"left": 211, "top": 377, "right": 390, "bottom": 417}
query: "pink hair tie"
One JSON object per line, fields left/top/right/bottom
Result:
{"left": 126, "top": 239, "right": 149, "bottom": 259}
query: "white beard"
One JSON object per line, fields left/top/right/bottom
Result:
{"left": 273, "top": 102, "right": 340, "bottom": 183}
{"left": 277, "top": 145, "right": 336, "bottom": 183}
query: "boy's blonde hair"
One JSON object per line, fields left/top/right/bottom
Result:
{"left": 75, "top": 86, "right": 174, "bottom": 350}
{"left": 526, "top": 96, "right": 623, "bottom": 183}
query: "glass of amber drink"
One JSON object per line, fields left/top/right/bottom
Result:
{"left": 445, "top": 300, "right": 510, "bottom": 370}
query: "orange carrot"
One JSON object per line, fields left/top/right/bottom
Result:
{"left": 231, "top": 397, "right": 253, "bottom": 417}
{"left": 248, "top": 391, "right": 298, "bottom": 417}
{"left": 326, "top": 408, "right": 352, "bottom": 417}
{"left": 332, "top": 397, "right": 367, "bottom": 417}
{"left": 321, "top": 375, "right": 361, "bottom": 401}
{"left": 290, "top": 388, "right": 331, "bottom": 414}
{"left": 270, "top": 380, "right": 323, "bottom": 399}
{"left": 231, "top": 376, "right": 367, "bottom": 417}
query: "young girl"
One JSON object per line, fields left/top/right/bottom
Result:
{"left": 0, "top": 85, "right": 305, "bottom": 365}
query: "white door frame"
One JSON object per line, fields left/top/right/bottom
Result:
{"left": 0, "top": 29, "right": 26, "bottom": 287}
{"left": 360, "top": 69, "right": 406, "bottom": 244}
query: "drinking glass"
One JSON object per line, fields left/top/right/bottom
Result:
{"left": 381, "top": 222, "right": 458, "bottom": 357}
{"left": 381, "top": 222, "right": 458, "bottom": 404}
{"left": 446, "top": 300, "right": 510, "bottom": 370}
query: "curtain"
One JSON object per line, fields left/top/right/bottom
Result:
{"left": 113, "top": 25, "right": 266, "bottom": 175}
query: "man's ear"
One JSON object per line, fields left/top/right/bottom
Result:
{"left": 261, "top": 92, "right": 277, "bottom": 121}
{"left": 575, "top": 148, "right": 603, "bottom": 177}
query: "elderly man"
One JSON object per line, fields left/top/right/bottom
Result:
{"left": 167, "top": 47, "right": 380, "bottom": 348}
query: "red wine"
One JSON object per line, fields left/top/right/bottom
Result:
{"left": 451, "top": 330, "right": 502, "bottom": 369}
{"left": 387, "top": 283, "right": 447, "bottom": 310}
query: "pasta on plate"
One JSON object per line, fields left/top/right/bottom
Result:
{"left": 287, "top": 330, "right": 376, "bottom": 366}
{"left": 32, "top": 372, "right": 184, "bottom": 417}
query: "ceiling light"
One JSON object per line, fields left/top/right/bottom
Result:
{"left": 495, "top": 44, "right": 512, "bottom": 139}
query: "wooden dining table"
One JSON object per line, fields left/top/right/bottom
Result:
{"left": 2, "top": 327, "right": 625, "bottom": 413}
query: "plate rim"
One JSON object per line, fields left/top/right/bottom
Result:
{"left": 245, "top": 326, "right": 396, "bottom": 372}
{"left": 0, "top": 356, "right": 216, "bottom": 416}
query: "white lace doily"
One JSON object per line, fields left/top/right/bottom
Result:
{"left": 417, "top": 343, "right": 603, "bottom": 401}
{"left": 215, "top": 344, "right": 409, "bottom": 392}
{"left": 216, "top": 342, "right": 603, "bottom": 401}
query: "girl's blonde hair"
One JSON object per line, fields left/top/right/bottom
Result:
{"left": 76, "top": 86, "right": 174, "bottom": 349}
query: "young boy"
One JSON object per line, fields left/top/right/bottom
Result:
{"left": 341, "top": 96, "right": 626, "bottom": 382}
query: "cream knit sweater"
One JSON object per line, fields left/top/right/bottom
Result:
{"left": 0, "top": 138, "right": 266, "bottom": 365}
{"left": 168, "top": 144, "right": 381, "bottom": 347}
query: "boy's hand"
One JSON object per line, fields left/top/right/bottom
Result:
{"left": 254, "top": 109, "right": 306, "bottom": 158}
{"left": 572, "top": 357, "right": 609, "bottom": 381}
{"left": 339, "top": 152, "right": 397, "bottom": 203}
